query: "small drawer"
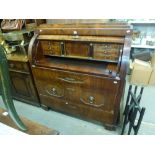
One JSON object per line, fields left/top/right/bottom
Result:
{"left": 8, "top": 61, "right": 29, "bottom": 73}
{"left": 65, "top": 42, "right": 89, "bottom": 58}
{"left": 93, "top": 43, "right": 122, "bottom": 61}
{"left": 40, "top": 41, "right": 61, "bottom": 56}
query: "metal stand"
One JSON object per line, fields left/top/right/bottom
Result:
{"left": 0, "top": 45, "right": 27, "bottom": 131}
{"left": 121, "top": 85, "right": 146, "bottom": 135}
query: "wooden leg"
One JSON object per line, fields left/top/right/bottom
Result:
{"left": 41, "top": 104, "right": 49, "bottom": 111}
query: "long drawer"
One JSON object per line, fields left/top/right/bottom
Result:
{"left": 33, "top": 67, "right": 120, "bottom": 111}
{"left": 40, "top": 94, "right": 114, "bottom": 124}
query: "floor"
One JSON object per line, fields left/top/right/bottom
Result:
{"left": 0, "top": 78, "right": 155, "bottom": 135}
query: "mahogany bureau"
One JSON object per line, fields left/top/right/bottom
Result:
{"left": 28, "top": 23, "right": 132, "bottom": 130}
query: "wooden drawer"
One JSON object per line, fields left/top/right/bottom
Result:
{"left": 33, "top": 67, "right": 119, "bottom": 88}
{"left": 34, "top": 75, "right": 82, "bottom": 104}
{"left": 40, "top": 94, "right": 114, "bottom": 124}
{"left": 36, "top": 80, "right": 65, "bottom": 99}
{"left": 80, "top": 88, "right": 115, "bottom": 111}
{"left": 40, "top": 41, "right": 61, "bottom": 56}
{"left": 36, "top": 79, "right": 115, "bottom": 111}
{"left": 33, "top": 67, "right": 119, "bottom": 111}
{"left": 93, "top": 43, "right": 122, "bottom": 61}
{"left": 8, "top": 61, "right": 29, "bottom": 73}
{"left": 40, "top": 94, "right": 84, "bottom": 116}
{"left": 65, "top": 42, "right": 89, "bottom": 58}
{"left": 33, "top": 67, "right": 119, "bottom": 90}
{"left": 33, "top": 67, "right": 87, "bottom": 85}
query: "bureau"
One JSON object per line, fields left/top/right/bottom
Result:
{"left": 28, "top": 23, "right": 132, "bottom": 130}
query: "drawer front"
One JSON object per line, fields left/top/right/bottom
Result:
{"left": 33, "top": 67, "right": 87, "bottom": 85}
{"left": 80, "top": 88, "right": 114, "bottom": 110}
{"left": 40, "top": 94, "right": 84, "bottom": 116}
{"left": 38, "top": 82, "right": 65, "bottom": 99}
{"left": 93, "top": 43, "right": 122, "bottom": 61}
{"left": 34, "top": 71, "right": 82, "bottom": 103}
{"left": 33, "top": 68, "right": 120, "bottom": 111}
{"left": 36, "top": 78, "right": 117, "bottom": 111}
{"left": 33, "top": 68, "right": 87, "bottom": 102}
{"left": 33, "top": 67, "right": 119, "bottom": 90}
{"left": 79, "top": 75, "right": 119, "bottom": 111}
{"left": 8, "top": 61, "right": 29, "bottom": 72}
{"left": 65, "top": 42, "right": 89, "bottom": 58}
{"left": 40, "top": 94, "right": 114, "bottom": 124}
{"left": 40, "top": 41, "right": 61, "bottom": 56}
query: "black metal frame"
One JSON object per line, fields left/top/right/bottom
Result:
{"left": 121, "top": 85, "right": 146, "bottom": 135}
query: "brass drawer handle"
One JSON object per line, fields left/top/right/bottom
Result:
{"left": 58, "top": 77, "right": 84, "bottom": 84}
{"left": 46, "top": 87, "right": 64, "bottom": 98}
{"left": 80, "top": 98, "right": 104, "bottom": 108}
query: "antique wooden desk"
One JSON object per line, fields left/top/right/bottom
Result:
{"left": 28, "top": 23, "right": 132, "bottom": 130}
